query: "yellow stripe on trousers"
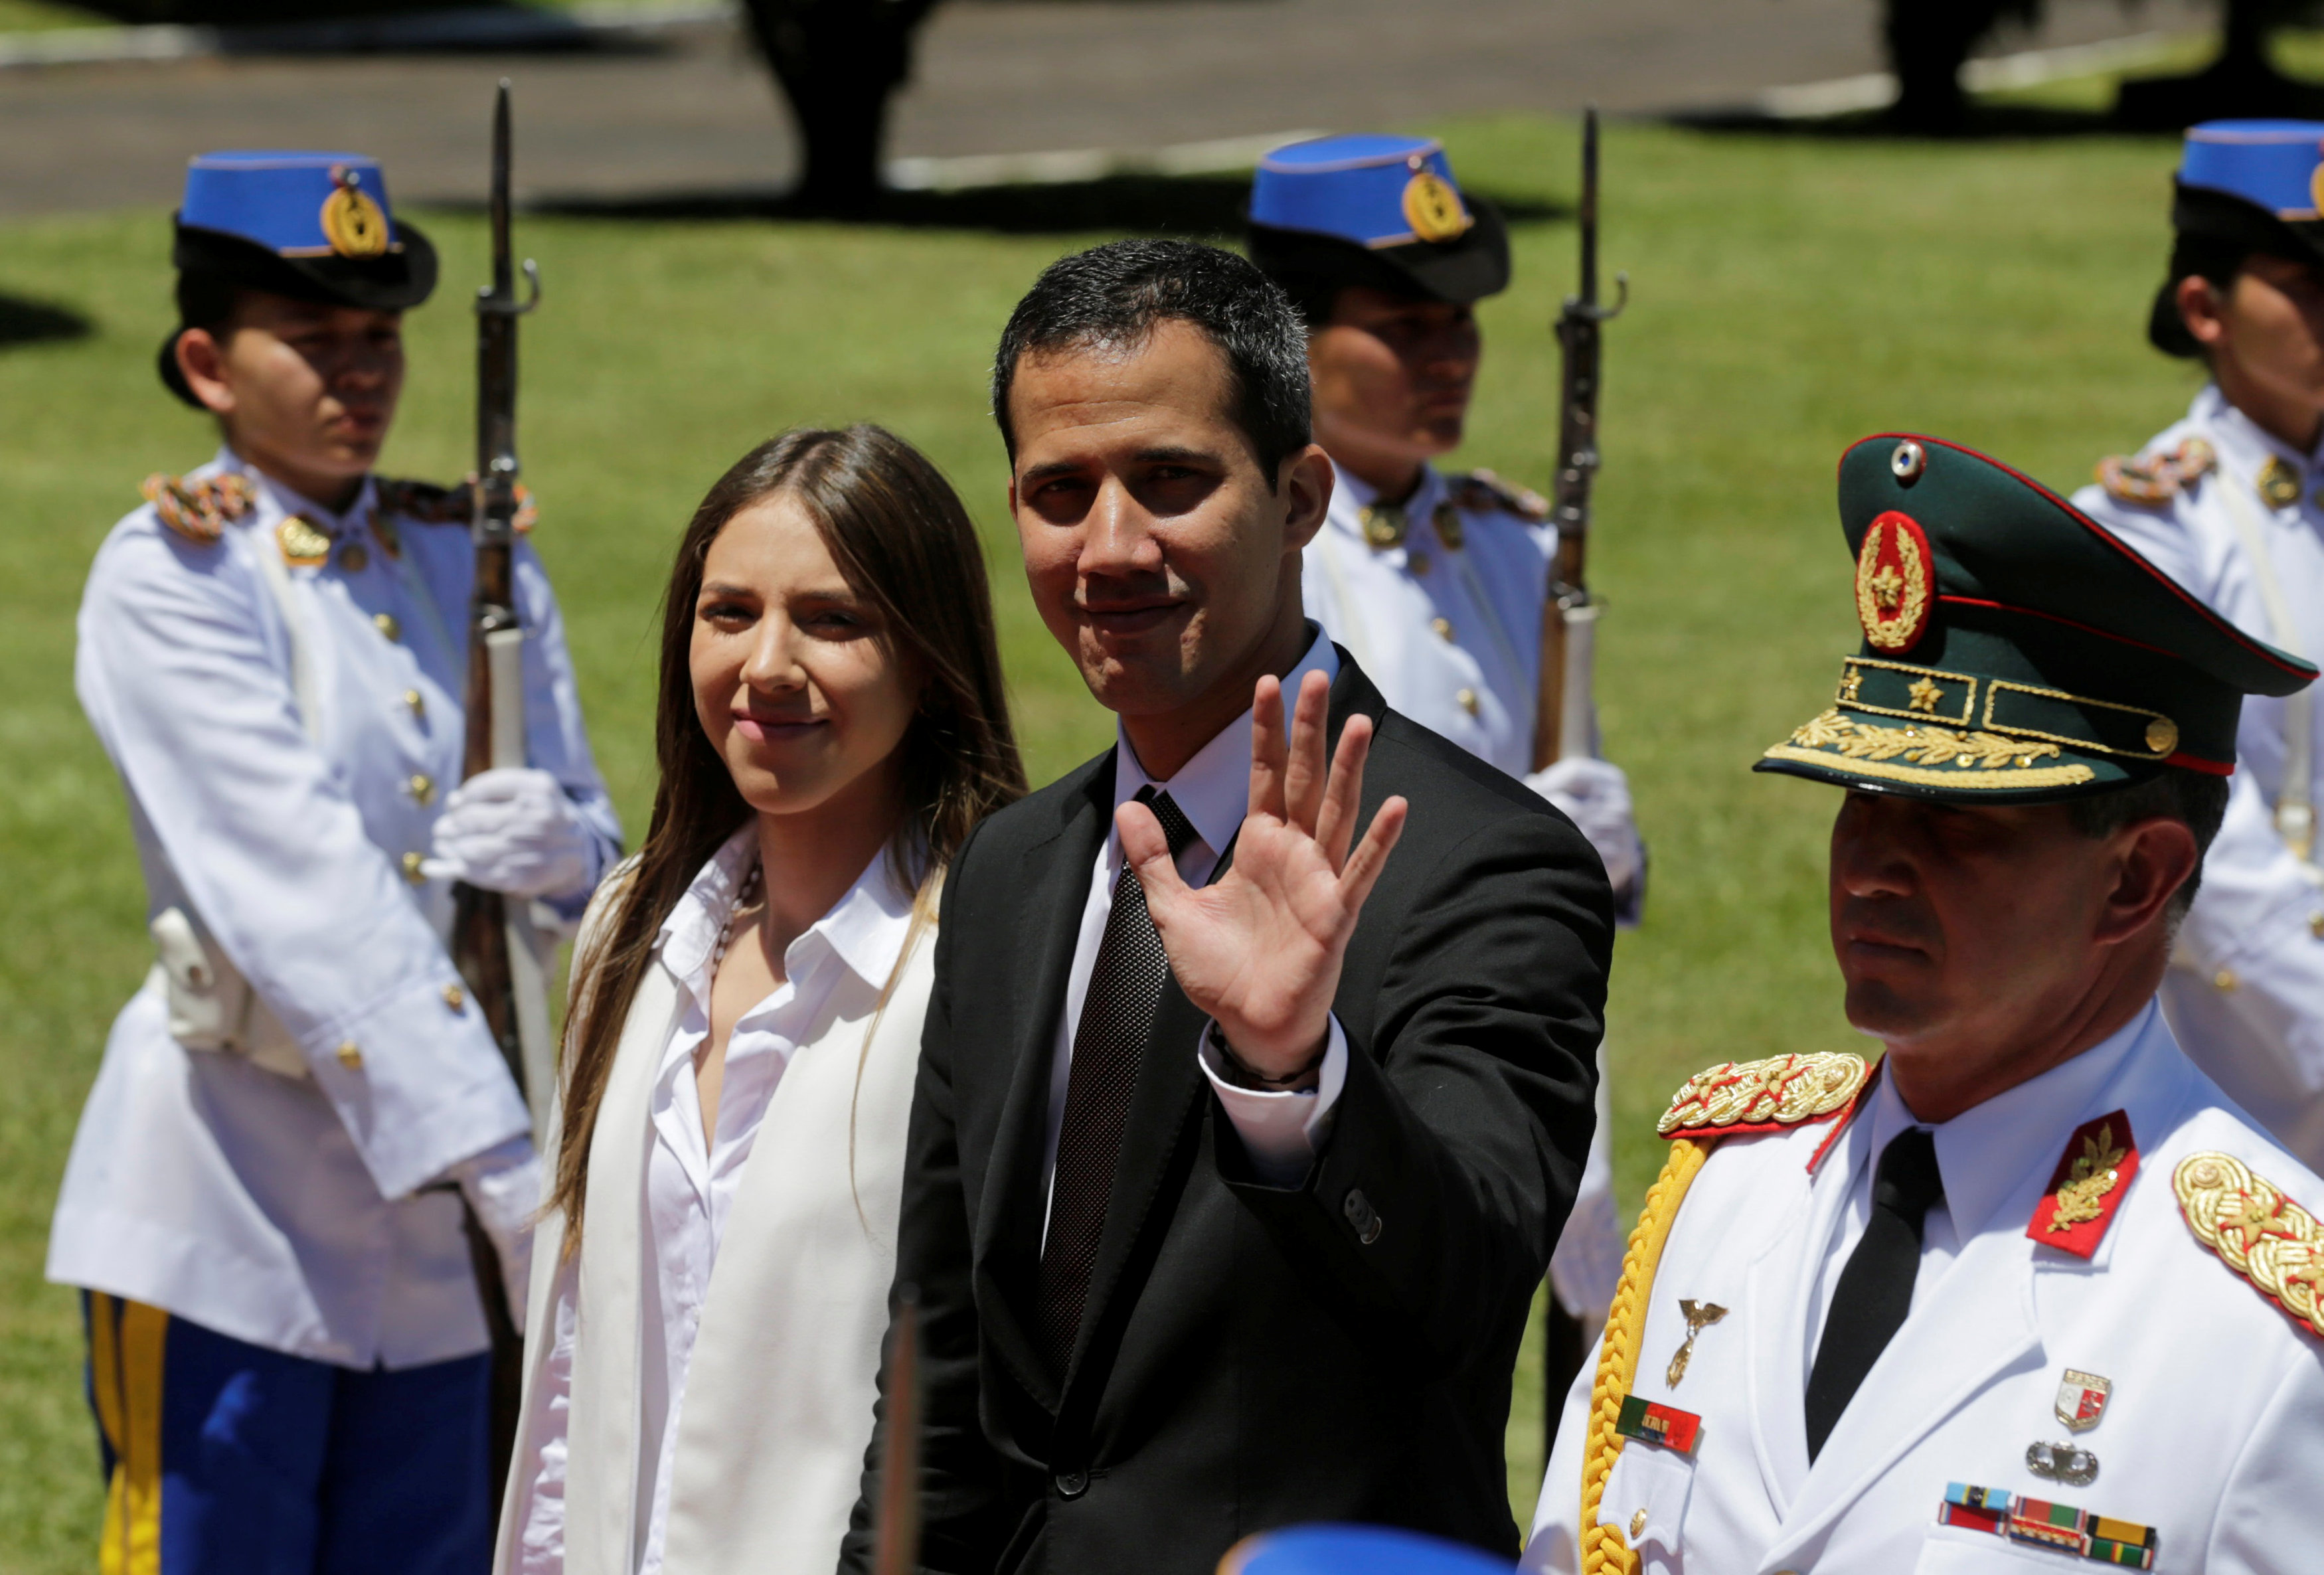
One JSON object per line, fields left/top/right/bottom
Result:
{"left": 92, "top": 1295, "right": 167, "bottom": 1575}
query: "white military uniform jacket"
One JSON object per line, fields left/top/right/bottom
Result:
{"left": 51, "top": 448, "right": 620, "bottom": 1368}
{"left": 1303, "top": 458, "right": 1558, "bottom": 778}
{"left": 1526, "top": 1002, "right": 2324, "bottom": 1574}
{"left": 2075, "top": 388, "right": 2324, "bottom": 1173}
{"left": 1301, "top": 457, "right": 1624, "bottom": 1320}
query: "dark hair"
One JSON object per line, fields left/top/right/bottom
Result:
{"left": 175, "top": 272, "right": 244, "bottom": 337}
{"left": 990, "top": 238, "right": 1313, "bottom": 476}
{"left": 2066, "top": 767, "right": 2230, "bottom": 924}
{"left": 550, "top": 424, "right": 1025, "bottom": 1246}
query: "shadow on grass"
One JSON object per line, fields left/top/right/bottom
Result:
{"left": 0, "top": 295, "right": 94, "bottom": 348}
{"left": 1664, "top": 102, "right": 2144, "bottom": 143}
{"left": 521, "top": 173, "right": 1565, "bottom": 237}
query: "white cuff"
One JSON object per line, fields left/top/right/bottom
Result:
{"left": 1197, "top": 1015, "right": 1348, "bottom": 1187}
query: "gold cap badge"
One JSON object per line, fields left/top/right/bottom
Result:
{"left": 1401, "top": 170, "right": 1470, "bottom": 244}
{"left": 1854, "top": 510, "right": 1936, "bottom": 653}
{"left": 320, "top": 171, "right": 390, "bottom": 260}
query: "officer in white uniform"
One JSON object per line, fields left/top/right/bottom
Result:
{"left": 51, "top": 151, "right": 620, "bottom": 1574}
{"left": 2074, "top": 122, "right": 2324, "bottom": 1175}
{"left": 1528, "top": 434, "right": 2324, "bottom": 1575}
{"left": 1249, "top": 134, "right": 1640, "bottom": 1339}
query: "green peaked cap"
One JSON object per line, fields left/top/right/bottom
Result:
{"left": 1757, "top": 432, "right": 2315, "bottom": 803}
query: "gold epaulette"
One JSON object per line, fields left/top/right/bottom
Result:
{"left": 1448, "top": 467, "right": 1550, "bottom": 524}
{"left": 376, "top": 476, "right": 537, "bottom": 533}
{"left": 1657, "top": 1052, "right": 1869, "bottom": 1140}
{"left": 142, "top": 471, "right": 256, "bottom": 546}
{"left": 2174, "top": 1151, "right": 2324, "bottom": 1341}
{"left": 2095, "top": 437, "right": 2215, "bottom": 508}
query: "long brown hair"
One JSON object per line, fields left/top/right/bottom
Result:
{"left": 550, "top": 425, "right": 1025, "bottom": 1246}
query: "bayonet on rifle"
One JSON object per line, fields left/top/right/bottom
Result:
{"left": 1533, "top": 107, "right": 1627, "bottom": 772}
{"left": 450, "top": 76, "right": 547, "bottom": 1507}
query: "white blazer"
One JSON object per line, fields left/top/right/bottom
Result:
{"left": 496, "top": 898, "right": 932, "bottom": 1575}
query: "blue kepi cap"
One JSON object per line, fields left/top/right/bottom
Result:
{"left": 1247, "top": 133, "right": 1510, "bottom": 305}
{"left": 161, "top": 149, "right": 438, "bottom": 406}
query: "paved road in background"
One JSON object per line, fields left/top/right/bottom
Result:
{"left": 1, "top": 0, "right": 2202, "bottom": 216}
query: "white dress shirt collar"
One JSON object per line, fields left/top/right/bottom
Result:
{"left": 655, "top": 822, "right": 917, "bottom": 1005}
{"left": 214, "top": 444, "right": 379, "bottom": 535}
{"left": 1855, "top": 995, "right": 2159, "bottom": 1241}
{"left": 1109, "top": 624, "right": 1341, "bottom": 859}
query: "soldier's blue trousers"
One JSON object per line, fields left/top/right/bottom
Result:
{"left": 80, "top": 1292, "right": 492, "bottom": 1575}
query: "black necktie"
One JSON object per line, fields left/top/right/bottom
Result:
{"left": 1804, "top": 1127, "right": 1945, "bottom": 1461}
{"left": 1037, "top": 787, "right": 1200, "bottom": 1379}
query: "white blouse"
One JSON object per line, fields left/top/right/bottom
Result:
{"left": 513, "top": 827, "right": 915, "bottom": 1574}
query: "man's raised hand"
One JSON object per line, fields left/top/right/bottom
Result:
{"left": 1118, "top": 670, "right": 1408, "bottom": 1083}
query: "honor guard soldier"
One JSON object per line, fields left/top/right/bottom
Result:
{"left": 49, "top": 152, "right": 621, "bottom": 1572}
{"left": 1248, "top": 134, "right": 1639, "bottom": 1334}
{"left": 1526, "top": 435, "right": 2324, "bottom": 1574}
{"left": 2074, "top": 122, "right": 2324, "bottom": 1176}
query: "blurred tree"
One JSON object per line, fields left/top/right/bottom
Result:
{"left": 740, "top": 0, "right": 944, "bottom": 212}
{"left": 1882, "top": 0, "right": 2324, "bottom": 132}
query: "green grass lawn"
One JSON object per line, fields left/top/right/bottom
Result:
{"left": 0, "top": 109, "right": 2218, "bottom": 1565}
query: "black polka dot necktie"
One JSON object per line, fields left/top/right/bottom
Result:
{"left": 1037, "top": 786, "right": 1200, "bottom": 1380}
{"left": 1804, "top": 1126, "right": 1946, "bottom": 1461}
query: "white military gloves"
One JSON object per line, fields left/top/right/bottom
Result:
{"left": 421, "top": 767, "right": 596, "bottom": 899}
{"left": 449, "top": 1134, "right": 541, "bottom": 1335}
{"left": 1526, "top": 754, "right": 1644, "bottom": 900}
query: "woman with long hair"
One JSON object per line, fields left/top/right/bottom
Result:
{"left": 497, "top": 426, "right": 1023, "bottom": 1575}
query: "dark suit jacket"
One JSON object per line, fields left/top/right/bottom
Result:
{"left": 841, "top": 652, "right": 1614, "bottom": 1574}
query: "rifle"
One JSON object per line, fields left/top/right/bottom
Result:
{"left": 1536, "top": 107, "right": 1625, "bottom": 1467}
{"left": 449, "top": 77, "right": 549, "bottom": 1506}
{"left": 1532, "top": 106, "right": 1627, "bottom": 774}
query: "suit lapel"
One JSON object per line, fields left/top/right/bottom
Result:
{"left": 975, "top": 756, "right": 1116, "bottom": 1400}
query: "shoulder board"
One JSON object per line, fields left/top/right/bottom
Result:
{"left": 2174, "top": 1151, "right": 2324, "bottom": 1341}
{"left": 376, "top": 476, "right": 537, "bottom": 534}
{"left": 1658, "top": 1051, "right": 1868, "bottom": 1141}
{"left": 2094, "top": 437, "right": 2216, "bottom": 508}
{"left": 141, "top": 471, "right": 256, "bottom": 546}
{"left": 2027, "top": 1110, "right": 2137, "bottom": 1258}
{"left": 1448, "top": 467, "right": 1550, "bottom": 524}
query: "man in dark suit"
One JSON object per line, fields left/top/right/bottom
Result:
{"left": 843, "top": 239, "right": 1614, "bottom": 1573}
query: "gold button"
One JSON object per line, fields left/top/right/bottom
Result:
{"left": 374, "top": 612, "right": 401, "bottom": 641}
{"left": 442, "top": 983, "right": 465, "bottom": 1011}
{"left": 1408, "top": 550, "right": 1432, "bottom": 577}
{"left": 403, "top": 689, "right": 425, "bottom": 720}
{"left": 1432, "top": 501, "right": 1465, "bottom": 550}
{"left": 2311, "top": 912, "right": 2324, "bottom": 940}
{"left": 401, "top": 851, "right": 428, "bottom": 884}
{"left": 410, "top": 774, "right": 435, "bottom": 807}
{"left": 1430, "top": 616, "right": 1454, "bottom": 642}
{"left": 335, "top": 1041, "right": 364, "bottom": 1070}
{"left": 1457, "top": 687, "right": 1480, "bottom": 717}
{"left": 2216, "top": 967, "right": 2240, "bottom": 992}
{"left": 339, "top": 542, "right": 370, "bottom": 573}
{"left": 1629, "top": 1509, "right": 1648, "bottom": 1539}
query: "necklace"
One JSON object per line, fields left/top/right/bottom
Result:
{"left": 710, "top": 859, "right": 764, "bottom": 979}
